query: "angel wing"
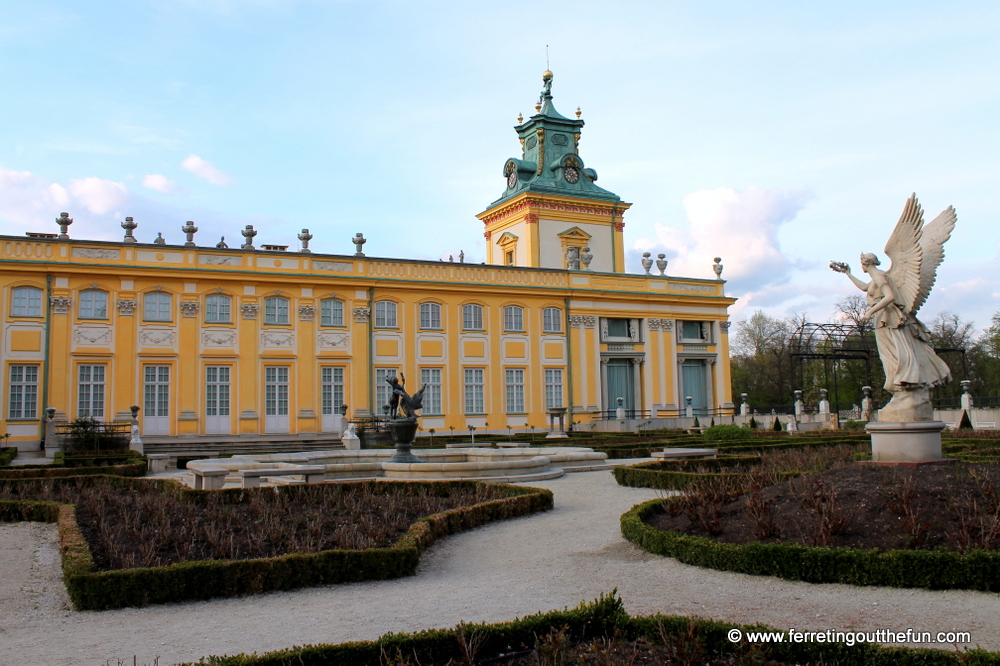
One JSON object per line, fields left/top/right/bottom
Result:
{"left": 883, "top": 194, "right": 924, "bottom": 315}
{"left": 911, "top": 205, "right": 956, "bottom": 314}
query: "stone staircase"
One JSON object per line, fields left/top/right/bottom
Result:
{"left": 143, "top": 436, "right": 344, "bottom": 460}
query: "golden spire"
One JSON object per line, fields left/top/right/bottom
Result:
{"left": 575, "top": 107, "right": 582, "bottom": 119}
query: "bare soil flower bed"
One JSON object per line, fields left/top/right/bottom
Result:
{"left": 649, "top": 462, "right": 1000, "bottom": 551}
{"left": 0, "top": 477, "right": 509, "bottom": 570}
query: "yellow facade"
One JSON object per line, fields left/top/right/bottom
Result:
{"left": 0, "top": 237, "right": 735, "bottom": 448}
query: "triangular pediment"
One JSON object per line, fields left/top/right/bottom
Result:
{"left": 496, "top": 232, "right": 519, "bottom": 246}
{"left": 557, "top": 226, "right": 592, "bottom": 241}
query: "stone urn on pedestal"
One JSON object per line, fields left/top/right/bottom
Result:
{"left": 383, "top": 375, "right": 428, "bottom": 464}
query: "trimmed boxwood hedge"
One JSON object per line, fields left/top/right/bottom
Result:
{"left": 0, "top": 457, "right": 146, "bottom": 479}
{"left": 613, "top": 456, "right": 773, "bottom": 491}
{"left": 621, "top": 497, "right": 1000, "bottom": 591}
{"left": 177, "top": 592, "right": 1000, "bottom": 666}
{"left": 0, "top": 476, "right": 552, "bottom": 610}
{"left": 0, "top": 447, "right": 16, "bottom": 466}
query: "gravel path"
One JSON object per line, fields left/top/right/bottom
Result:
{"left": 2, "top": 471, "right": 999, "bottom": 665}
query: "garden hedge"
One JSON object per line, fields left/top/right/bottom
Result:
{"left": 0, "top": 447, "right": 16, "bottom": 466}
{"left": 0, "top": 476, "right": 552, "bottom": 610}
{"left": 0, "top": 458, "right": 146, "bottom": 480}
{"left": 621, "top": 497, "right": 1000, "bottom": 592}
{"left": 613, "top": 456, "right": 766, "bottom": 490}
{"left": 176, "top": 592, "right": 1000, "bottom": 666}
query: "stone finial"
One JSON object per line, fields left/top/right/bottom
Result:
{"left": 579, "top": 247, "right": 592, "bottom": 270}
{"left": 640, "top": 252, "right": 653, "bottom": 275}
{"left": 56, "top": 212, "right": 73, "bottom": 239}
{"left": 181, "top": 221, "right": 198, "bottom": 246}
{"left": 961, "top": 379, "right": 972, "bottom": 394}
{"left": 656, "top": 253, "right": 667, "bottom": 276}
{"left": 121, "top": 217, "right": 137, "bottom": 243}
{"left": 241, "top": 225, "right": 257, "bottom": 250}
{"left": 575, "top": 106, "right": 582, "bottom": 119}
{"left": 517, "top": 112, "right": 523, "bottom": 124}
{"left": 713, "top": 256, "right": 724, "bottom": 279}
{"left": 216, "top": 236, "right": 228, "bottom": 249}
{"left": 153, "top": 232, "right": 166, "bottom": 245}
{"left": 352, "top": 233, "right": 367, "bottom": 257}
{"left": 297, "top": 229, "right": 313, "bottom": 253}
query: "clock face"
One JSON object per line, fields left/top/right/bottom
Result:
{"left": 564, "top": 166, "right": 580, "bottom": 184}
{"left": 507, "top": 170, "right": 517, "bottom": 189}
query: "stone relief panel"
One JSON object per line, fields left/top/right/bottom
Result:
{"left": 202, "top": 331, "right": 237, "bottom": 347}
{"left": 668, "top": 282, "right": 716, "bottom": 293}
{"left": 50, "top": 297, "right": 72, "bottom": 314}
{"left": 72, "top": 247, "right": 121, "bottom": 260}
{"left": 317, "top": 332, "right": 350, "bottom": 348}
{"left": 180, "top": 302, "right": 200, "bottom": 318}
{"left": 353, "top": 307, "right": 370, "bottom": 323}
{"left": 73, "top": 326, "right": 112, "bottom": 346}
{"left": 569, "top": 315, "right": 597, "bottom": 329}
{"left": 139, "top": 328, "right": 177, "bottom": 346}
{"left": 313, "top": 260, "right": 353, "bottom": 272}
{"left": 298, "top": 305, "right": 315, "bottom": 322}
{"left": 261, "top": 331, "right": 295, "bottom": 348}
{"left": 117, "top": 299, "right": 137, "bottom": 316}
{"left": 200, "top": 254, "right": 239, "bottom": 266}
{"left": 241, "top": 303, "right": 259, "bottom": 320}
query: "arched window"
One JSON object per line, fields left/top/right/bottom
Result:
{"left": 78, "top": 290, "right": 108, "bottom": 319}
{"left": 264, "top": 296, "right": 290, "bottom": 324}
{"left": 419, "top": 302, "right": 441, "bottom": 329}
{"left": 143, "top": 292, "right": 172, "bottom": 321}
{"left": 11, "top": 286, "right": 42, "bottom": 317}
{"left": 320, "top": 298, "right": 344, "bottom": 327}
{"left": 205, "top": 294, "right": 232, "bottom": 323}
{"left": 462, "top": 304, "right": 483, "bottom": 330}
{"left": 375, "top": 301, "right": 397, "bottom": 328}
{"left": 542, "top": 307, "right": 562, "bottom": 333}
{"left": 503, "top": 305, "right": 524, "bottom": 332}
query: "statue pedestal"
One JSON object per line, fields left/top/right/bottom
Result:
{"left": 387, "top": 418, "right": 423, "bottom": 464}
{"left": 865, "top": 421, "right": 946, "bottom": 463}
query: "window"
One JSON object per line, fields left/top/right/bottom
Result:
{"left": 264, "top": 366, "right": 289, "bottom": 416}
{"left": 264, "top": 296, "right": 290, "bottom": 324}
{"left": 681, "top": 320, "right": 705, "bottom": 341}
{"left": 420, "top": 368, "right": 442, "bottom": 414}
{"left": 205, "top": 294, "right": 232, "bottom": 323}
{"left": 78, "top": 365, "right": 106, "bottom": 419}
{"left": 545, "top": 369, "right": 564, "bottom": 410}
{"left": 321, "top": 367, "right": 345, "bottom": 415}
{"left": 144, "top": 292, "right": 172, "bottom": 321}
{"left": 543, "top": 307, "right": 562, "bottom": 333}
{"left": 11, "top": 286, "right": 42, "bottom": 317}
{"left": 503, "top": 305, "right": 524, "bottom": 332}
{"left": 375, "top": 301, "right": 397, "bottom": 328}
{"left": 462, "top": 304, "right": 483, "bottom": 330}
{"left": 8, "top": 365, "right": 38, "bottom": 419}
{"left": 505, "top": 369, "right": 525, "bottom": 414}
{"left": 143, "top": 365, "right": 170, "bottom": 416}
{"left": 464, "top": 368, "right": 485, "bottom": 414}
{"left": 205, "top": 366, "right": 231, "bottom": 416}
{"left": 375, "top": 368, "right": 398, "bottom": 413}
{"left": 78, "top": 290, "right": 108, "bottom": 319}
{"left": 607, "top": 318, "right": 629, "bottom": 337}
{"left": 419, "top": 303, "right": 441, "bottom": 329}
{"left": 321, "top": 299, "right": 344, "bottom": 327}
{"left": 505, "top": 251, "right": 514, "bottom": 266}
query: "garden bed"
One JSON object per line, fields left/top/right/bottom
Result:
{"left": 0, "top": 476, "right": 552, "bottom": 609}
{"left": 623, "top": 461, "right": 1000, "bottom": 590}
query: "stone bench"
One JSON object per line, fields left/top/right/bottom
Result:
{"left": 651, "top": 448, "right": 718, "bottom": 460}
{"left": 146, "top": 453, "right": 171, "bottom": 474}
{"left": 237, "top": 465, "right": 326, "bottom": 488}
{"left": 191, "top": 465, "right": 229, "bottom": 490}
{"left": 497, "top": 442, "right": 530, "bottom": 448}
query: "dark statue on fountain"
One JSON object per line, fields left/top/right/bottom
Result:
{"left": 385, "top": 374, "right": 428, "bottom": 463}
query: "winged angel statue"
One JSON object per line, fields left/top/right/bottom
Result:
{"left": 830, "top": 194, "right": 956, "bottom": 422}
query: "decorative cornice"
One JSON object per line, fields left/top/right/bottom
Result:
{"left": 479, "top": 196, "right": 623, "bottom": 226}
{"left": 524, "top": 213, "right": 539, "bottom": 224}
{"left": 614, "top": 221, "right": 625, "bottom": 232}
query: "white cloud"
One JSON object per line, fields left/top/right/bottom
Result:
{"left": 181, "top": 154, "right": 234, "bottom": 186}
{"left": 68, "top": 177, "right": 129, "bottom": 215}
{"left": 142, "top": 173, "right": 181, "bottom": 194}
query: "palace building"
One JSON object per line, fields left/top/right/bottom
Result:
{"left": 0, "top": 72, "right": 735, "bottom": 450}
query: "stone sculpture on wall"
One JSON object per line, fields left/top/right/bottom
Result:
{"left": 830, "top": 193, "right": 956, "bottom": 423}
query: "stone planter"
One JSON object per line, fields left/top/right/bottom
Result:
{"left": 387, "top": 417, "right": 423, "bottom": 463}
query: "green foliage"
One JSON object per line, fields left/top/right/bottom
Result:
{"left": 0, "top": 447, "right": 16, "bottom": 467}
{"left": 0, "top": 454, "right": 145, "bottom": 480}
{"left": 748, "top": 417, "right": 757, "bottom": 429}
{"left": 842, "top": 419, "right": 867, "bottom": 431}
{"left": 613, "top": 457, "right": 778, "bottom": 491}
{"left": 622, "top": 497, "right": 1000, "bottom": 591}
{"left": 0, "top": 477, "right": 552, "bottom": 610}
{"left": 773, "top": 417, "right": 783, "bottom": 432}
{"left": 702, "top": 424, "right": 752, "bottom": 442}
{"left": 959, "top": 410, "right": 974, "bottom": 430}
{"left": 63, "top": 417, "right": 129, "bottom": 452}
{"left": 693, "top": 416, "right": 700, "bottom": 428}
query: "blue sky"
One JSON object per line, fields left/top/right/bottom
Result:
{"left": 2, "top": 1, "right": 998, "bottom": 331}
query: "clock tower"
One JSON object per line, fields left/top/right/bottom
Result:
{"left": 477, "top": 71, "right": 631, "bottom": 272}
